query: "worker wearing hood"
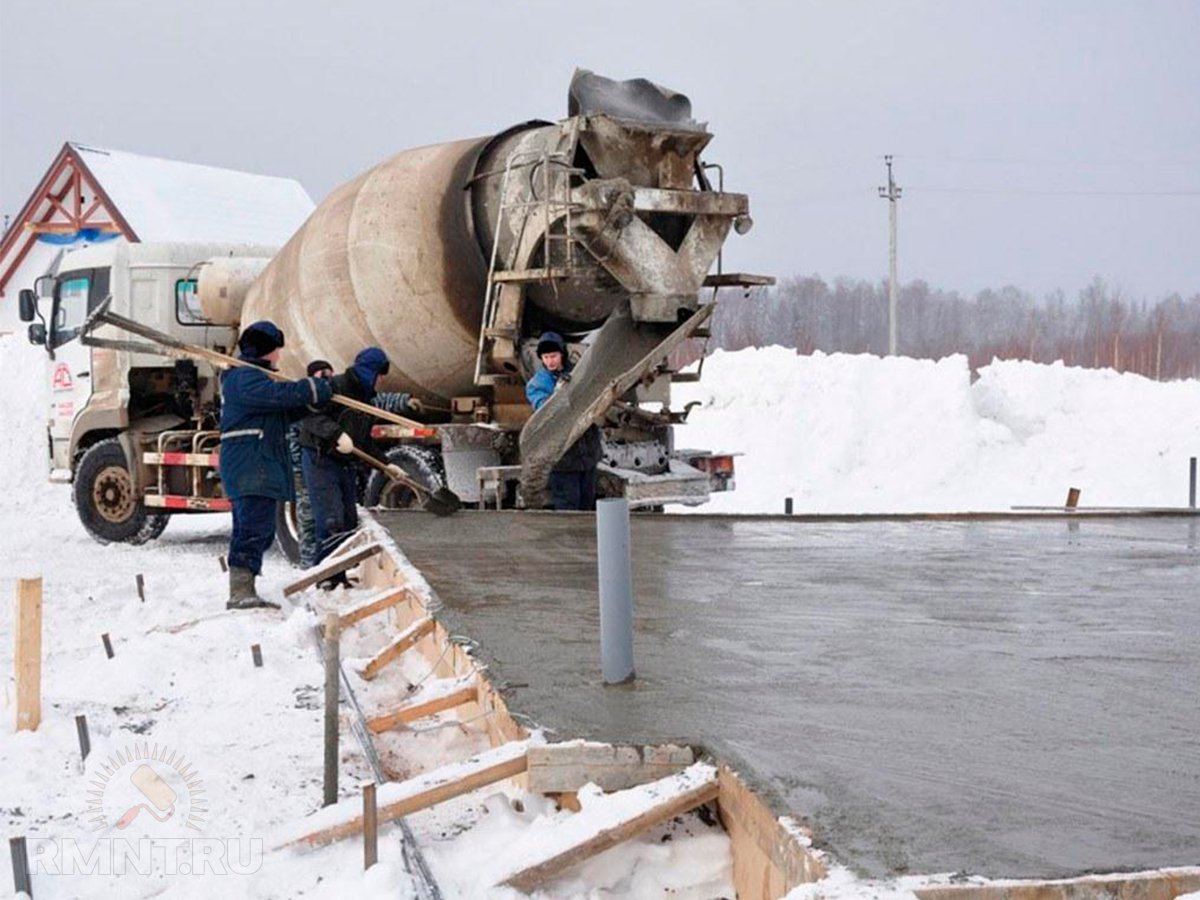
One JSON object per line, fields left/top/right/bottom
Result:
{"left": 298, "top": 348, "right": 405, "bottom": 568}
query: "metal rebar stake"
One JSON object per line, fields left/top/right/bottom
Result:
{"left": 323, "top": 612, "right": 340, "bottom": 808}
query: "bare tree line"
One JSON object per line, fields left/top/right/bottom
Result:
{"left": 680, "top": 276, "right": 1200, "bottom": 379}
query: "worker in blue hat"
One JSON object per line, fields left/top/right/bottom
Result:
{"left": 219, "top": 320, "right": 333, "bottom": 609}
{"left": 299, "top": 347, "right": 406, "bottom": 569}
{"left": 525, "top": 331, "right": 604, "bottom": 510}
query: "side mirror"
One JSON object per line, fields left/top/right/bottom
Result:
{"left": 34, "top": 275, "right": 55, "bottom": 299}
{"left": 27, "top": 323, "right": 47, "bottom": 346}
{"left": 18, "top": 289, "right": 37, "bottom": 322}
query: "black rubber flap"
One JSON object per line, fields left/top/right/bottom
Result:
{"left": 568, "top": 68, "right": 703, "bottom": 130}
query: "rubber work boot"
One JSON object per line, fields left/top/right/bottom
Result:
{"left": 226, "top": 567, "right": 280, "bottom": 610}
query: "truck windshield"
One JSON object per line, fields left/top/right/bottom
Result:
{"left": 51, "top": 277, "right": 89, "bottom": 347}
{"left": 50, "top": 267, "right": 110, "bottom": 348}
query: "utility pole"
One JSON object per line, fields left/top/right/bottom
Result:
{"left": 878, "top": 156, "right": 902, "bottom": 356}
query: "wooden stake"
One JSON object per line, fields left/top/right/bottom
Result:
{"left": 75, "top": 714, "right": 91, "bottom": 764}
{"left": 101, "top": 633, "right": 115, "bottom": 659}
{"left": 135, "top": 573, "right": 145, "bottom": 602}
{"left": 323, "top": 612, "right": 340, "bottom": 807}
{"left": 362, "top": 782, "right": 378, "bottom": 870}
{"left": 15, "top": 577, "right": 42, "bottom": 732}
{"left": 1065, "top": 487, "right": 1081, "bottom": 509}
{"left": 219, "top": 555, "right": 228, "bottom": 573}
{"left": 251, "top": 644, "right": 263, "bottom": 668}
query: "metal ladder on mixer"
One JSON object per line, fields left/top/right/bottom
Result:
{"left": 474, "top": 131, "right": 585, "bottom": 385}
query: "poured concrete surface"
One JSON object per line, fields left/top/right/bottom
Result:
{"left": 374, "top": 511, "right": 1200, "bottom": 879}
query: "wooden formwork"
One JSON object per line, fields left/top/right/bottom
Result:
{"left": 300, "top": 522, "right": 825, "bottom": 897}
{"left": 287, "top": 522, "right": 1199, "bottom": 900}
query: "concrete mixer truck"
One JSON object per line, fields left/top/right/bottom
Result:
{"left": 19, "top": 70, "right": 769, "bottom": 552}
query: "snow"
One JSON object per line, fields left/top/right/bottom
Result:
{"left": 0, "top": 333, "right": 734, "bottom": 898}
{"left": 5, "top": 330, "right": 1198, "bottom": 897}
{"left": 71, "top": 143, "right": 314, "bottom": 247}
{"left": 487, "top": 761, "right": 719, "bottom": 888}
{"left": 675, "top": 347, "right": 1200, "bottom": 513}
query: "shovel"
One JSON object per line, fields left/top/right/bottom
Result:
{"left": 83, "top": 303, "right": 430, "bottom": 432}
{"left": 82, "top": 299, "right": 461, "bottom": 515}
{"left": 347, "top": 447, "right": 461, "bottom": 517}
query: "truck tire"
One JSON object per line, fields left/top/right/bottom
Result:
{"left": 74, "top": 438, "right": 169, "bottom": 545}
{"left": 363, "top": 446, "right": 447, "bottom": 510}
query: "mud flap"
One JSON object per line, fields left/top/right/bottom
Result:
{"left": 518, "top": 300, "right": 713, "bottom": 508}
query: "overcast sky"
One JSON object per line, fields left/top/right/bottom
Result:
{"left": 2, "top": 0, "right": 1198, "bottom": 299}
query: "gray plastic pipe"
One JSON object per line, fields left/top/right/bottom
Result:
{"left": 597, "top": 498, "right": 636, "bottom": 684}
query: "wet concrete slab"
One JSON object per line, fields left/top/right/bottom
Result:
{"left": 373, "top": 510, "right": 1200, "bottom": 880}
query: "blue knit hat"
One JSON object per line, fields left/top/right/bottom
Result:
{"left": 536, "top": 332, "right": 566, "bottom": 357}
{"left": 238, "top": 321, "right": 285, "bottom": 358}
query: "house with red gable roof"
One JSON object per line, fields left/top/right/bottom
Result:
{"left": 0, "top": 142, "right": 313, "bottom": 333}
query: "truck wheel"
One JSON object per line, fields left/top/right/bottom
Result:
{"left": 363, "top": 446, "right": 446, "bottom": 510}
{"left": 74, "top": 438, "right": 169, "bottom": 545}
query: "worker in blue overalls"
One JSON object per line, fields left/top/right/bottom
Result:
{"left": 219, "top": 321, "right": 332, "bottom": 609}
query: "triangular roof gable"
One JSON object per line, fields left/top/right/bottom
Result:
{"left": 0, "top": 143, "right": 315, "bottom": 296}
{"left": 0, "top": 143, "right": 134, "bottom": 295}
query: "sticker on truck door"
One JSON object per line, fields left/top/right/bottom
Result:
{"left": 52, "top": 362, "right": 74, "bottom": 391}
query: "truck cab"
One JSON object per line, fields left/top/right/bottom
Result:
{"left": 20, "top": 241, "right": 277, "bottom": 542}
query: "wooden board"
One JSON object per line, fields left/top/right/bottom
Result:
{"left": 499, "top": 764, "right": 720, "bottom": 892}
{"left": 337, "top": 586, "right": 415, "bottom": 630}
{"left": 282, "top": 741, "right": 529, "bottom": 848}
{"left": 366, "top": 680, "right": 478, "bottom": 734}
{"left": 360, "top": 617, "right": 435, "bottom": 680}
{"left": 913, "top": 868, "right": 1200, "bottom": 900}
{"left": 282, "top": 542, "right": 383, "bottom": 597}
{"left": 15, "top": 578, "right": 42, "bottom": 732}
{"left": 527, "top": 742, "right": 694, "bottom": 793}
{"left": 716, "top": 765, "right": 826, "bottom": 898}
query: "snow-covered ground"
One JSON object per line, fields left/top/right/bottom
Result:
{"left": 675, "top": 347, "right": 1200, "bottom": 514}
{"left": 5, "top": 332, "right": 1199, "bottom": 898}
{"left": 0, "top": 333, "right": 733, "bottom": 899}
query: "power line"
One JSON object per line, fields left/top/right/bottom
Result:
{"left": 906, "top": 186, "right": 1200, "bottom": 197}
{"left": 891, "top": 153, "right": 1200, "bottom": 168}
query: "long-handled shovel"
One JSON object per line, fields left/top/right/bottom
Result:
{"left": 83, "top": 303, "right": 429, "bottom": 431}
{"left": 347, "top": 447, "right": 461, "bottom": 517}
{"left": 82, "top": 300, "right": 463, "bottom": 515}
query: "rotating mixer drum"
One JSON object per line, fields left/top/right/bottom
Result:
{"left": 238, "top": 72, "right": 752, "bottom": 406}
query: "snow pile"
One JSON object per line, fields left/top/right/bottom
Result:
{"left": 0, "top": 333, "right": 54, "bottom": 512}
{"left": 675, "top": 347, "right": 1200, "bottom": 513}
{"left": 425, "top": 775, "right": 733, "bottom": 899}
